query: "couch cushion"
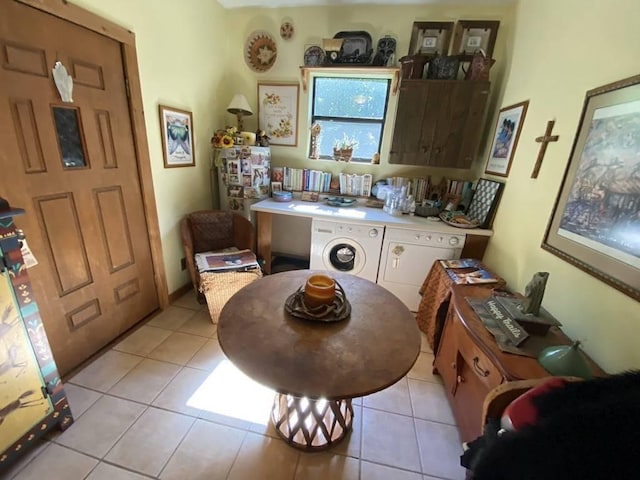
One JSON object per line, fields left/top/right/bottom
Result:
{"left": 189, "top": 211, "right": 235, "bottom": 253}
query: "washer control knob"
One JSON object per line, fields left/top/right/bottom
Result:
{"left": 415, "top": 234, "right": 421, "bottom": 240}
{"left": 425, "top": 235, "right": 432, "bottom": 241}
{"left": 449, "top": 236, "right": 460, "bottom": 246}
{"left": 369, "top": 228, "right": 379, "bottom": 238}
{"left": 437, "top": 236, "right": 443, "bottom": 243}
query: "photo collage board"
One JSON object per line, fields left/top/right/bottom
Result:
{"left": 218, "top": 146, "right": 271, "bottom": 212}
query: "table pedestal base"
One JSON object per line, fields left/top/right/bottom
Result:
{"left": 271, "top": 393, "right": 353, "bottom": 450}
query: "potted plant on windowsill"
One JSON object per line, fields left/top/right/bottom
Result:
{"left": 333, "top": 134, "right": 358, "bottom": 162}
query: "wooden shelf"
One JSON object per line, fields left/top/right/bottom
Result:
{"left": 300, "top": 66, "right": 400, "bottom": 95}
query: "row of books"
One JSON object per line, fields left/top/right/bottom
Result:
{"left": 271, "top": 167, "right": 475, "bottom": 203}
{"left": 338, "top": 173, "right": 372, "bottom": 198}
{"left": 274, "top": 167, "right": 332, "bottom": 193}
{"left": 386, "top": 176, "right": 473, "bottom": 205}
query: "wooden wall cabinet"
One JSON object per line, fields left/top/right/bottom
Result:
{"left": 389, "top": 80, "right": 490, "bottom": 168}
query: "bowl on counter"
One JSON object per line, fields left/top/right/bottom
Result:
{"left": 325, "top": 197, "right": 357, "bottom": 207}
{"left": 272, "top": 191, "right": 293, "bottom": 202}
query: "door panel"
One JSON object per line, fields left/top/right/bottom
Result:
{"left": 0, "top": 0, "right": 159, "bottom": 374}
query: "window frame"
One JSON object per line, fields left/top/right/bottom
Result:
{"left": 308, "top": 73, "right": 393, "bottom": 163}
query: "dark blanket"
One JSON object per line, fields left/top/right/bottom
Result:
{"left": 471, "top": 370, "right": 640, "bottom": 480}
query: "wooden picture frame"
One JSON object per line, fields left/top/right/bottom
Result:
{"left": 271, "top": 182, "right": 282, "bottom": 193}
{"left": 408, "top": 21, "right": 454, "bottom": 56}
{"left": 257, "top": 82, "right": 299, "bottom": 147}
{"left": 451, "top": 20, "right": 500, "bottom": 60}
{"left": 485, "top": 100, "right": 529, "bottom": 177}
{"left": 301, "top": 191, "right": 319, "bottom": 202}
{"left": 159, "top": 105, "right": 195, "bottom": 167}
{"left": 542, "top": 74, "right": 640, "bottom": 302}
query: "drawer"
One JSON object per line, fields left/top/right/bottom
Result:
{"left": 455, "top": 318, "right": 504, "bottom": 389}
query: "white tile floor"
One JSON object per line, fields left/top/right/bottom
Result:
{"left": 3, "top": 291, "right": 466, "bottom": 480}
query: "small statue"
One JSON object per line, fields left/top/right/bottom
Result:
{"left": 519, "top": 272, "right": 549, "bottom": 315}
{"left": 310, "top": 123, "right": 321, "bottom": 159}
{"left": 255, "top": 129, "right": 270, "bottom": 147}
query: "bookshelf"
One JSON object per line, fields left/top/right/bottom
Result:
{"left": 270, "top": 166, "right": 472, "bottom": 206}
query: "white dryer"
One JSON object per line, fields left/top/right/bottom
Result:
{"left": 309, "top": 219, "right": 384, "bottom": 282}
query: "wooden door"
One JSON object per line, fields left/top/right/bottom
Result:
{"left": 0, "top": 0, "right": 159, "bottom": 375}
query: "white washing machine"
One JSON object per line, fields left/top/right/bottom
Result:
{"left": 377, "top": 227, "right": 466, "bottom": 311}
{"left": 309, "top": 219, "right": 384, "bottom": 282}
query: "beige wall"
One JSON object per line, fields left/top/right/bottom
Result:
{"left": 69, "top": 1, "right": 640, "bottom": 373}
{"left": 223, "top": 4, "right": 514, "bottom": 255}
{"left": 72, "top": 0, "right": 229, "bottom": 293}
{"left": 483, "top": 0, "right": 640, "bottom": 373}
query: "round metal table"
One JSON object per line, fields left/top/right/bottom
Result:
{"left": 217, "top": 269, "right": 421, "bottom": 450}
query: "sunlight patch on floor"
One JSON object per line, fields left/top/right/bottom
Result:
{"left": 187, "top": 360, "right": 274, "bottom": 425}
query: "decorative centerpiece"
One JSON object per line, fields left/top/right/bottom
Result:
{"left": 285, "top": 274, "right": 350, "bottom": 322}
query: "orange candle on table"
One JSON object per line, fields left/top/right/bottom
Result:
{"left": 304, "top": 274, "right": 336, "bottom": 308}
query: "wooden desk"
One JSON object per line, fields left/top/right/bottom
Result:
{"left": 217, "top": 269, "right": 420, "bottom": 450}
{"left": 434, "top": 286, "right": 605, "bottom": 443}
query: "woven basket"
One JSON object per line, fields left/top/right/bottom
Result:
{"left": 200, "top": 269, "right": 263, "bottom": 323}
{"left": 415, "top": 205, "right": 442, "bottom": 217}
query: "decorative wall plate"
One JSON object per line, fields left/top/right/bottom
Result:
{"left": 303, "top": 45, "right": 325, "bottom": 66}
{"left": 245, "top": 31, "right": 277, "bottom": 72}
{"left": 280, "top": 22, "right": 294, "bottom": 40}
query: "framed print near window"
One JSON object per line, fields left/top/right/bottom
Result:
{"left": 159, "top": 105, "right": 194, "bottom": 167}
{"left": 485, "top": 100, "right": 529, "bottom": 177}
{"left": 451, "top": 20, "right": 500, "bottom": 60}
{"left": 542, "top": 74, "right": 640, "bottom": 302}
{"left": 258, "top": 82, "right": 299, "bottom": 146}
{"left": 466, "top": 178, "right": 505, "bottom": 229}
{"left": 408, "top": 21, "right": 454, "bottom": 56}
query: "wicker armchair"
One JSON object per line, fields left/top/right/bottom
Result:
{"left": 180, "top": 210, "right": 256, "bottom": 304}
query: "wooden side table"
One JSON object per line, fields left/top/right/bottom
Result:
{"left": 416, "top": 260, "right": 505, "bottom": 352}
{"left": 433, "top": 286, "right": 605, "bottom": 443}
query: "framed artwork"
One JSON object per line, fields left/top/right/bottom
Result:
{"left": 542, "top": 74, "right": 640, "bottom": 302}
{"left": 159, "top": 105, "right": 194, "bottom": 167}
{"left": 301, "top": 191, "right": 319, "bottom": 202}
{"left": 271, "top": 182, "right": 282, "bottom": 193}
{"left": 466, "top": 178, "right": 505, "bottom": 229}
{"left": 451, "top": 20, "right": 500, "bottom": 60}
{"left": 485, "top": 100, "right": 529, "bottom": 177}
{"left": 257, "top": 82, "right": 299, "bottom": 146}
{"left": 408, "top": 21, "right": 454, "bottom": 56}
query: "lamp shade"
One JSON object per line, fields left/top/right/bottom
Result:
{"left": 538, "top": 341, "right": 593, "bottom": 379}
{"left": 227, "top": 94, "right": 253, "bottom": 116}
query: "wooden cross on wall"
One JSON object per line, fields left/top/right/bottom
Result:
{"left": 531, "top": 120, "right": 560, "bottom": 178}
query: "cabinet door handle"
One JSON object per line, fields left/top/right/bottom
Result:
{"left": 456, "top": 374, "right": 465, "bottom": 384}
{"left": 473, "top": 357, "right": 490, "bottom": 377}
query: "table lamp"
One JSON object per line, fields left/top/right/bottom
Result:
{"left": 227, "top": 94, "right": 253, "bottom": 131}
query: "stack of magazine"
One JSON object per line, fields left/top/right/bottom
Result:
{"left": 195, "top": 248, "right": 259, "bottom": 273}
{"left": 440, "top": 259, "right": 499, "bottom": 285}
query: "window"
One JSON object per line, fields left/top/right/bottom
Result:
{"left": 310, "top": 76, "right": 391, "bottom": 163}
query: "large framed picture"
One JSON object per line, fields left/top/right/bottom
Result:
{"left": 257, "top": 82, "right": 299, "bottom": 147}
{"left": 485, "top": 100, "right": 529, "bottom": 177}
{"left": 542, "top": 74, "right": 640, "bottom": 301}
{"left": 159, "top": 105, "right": 194, "bottom": 168}
{"left": 451, "top": 20, "right": 500, "bottom": 61}
{"left": 408, "top": 21, "right": 454, "bottom": 56}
